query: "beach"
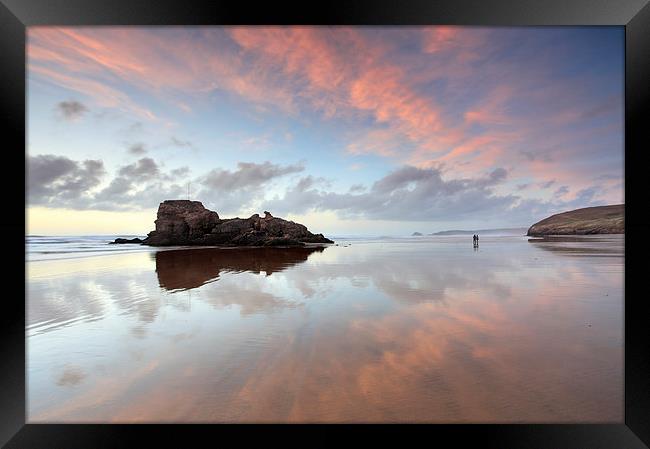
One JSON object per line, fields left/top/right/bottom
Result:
{"left": 26, "top": 234, "right": 623, "bottom": 423}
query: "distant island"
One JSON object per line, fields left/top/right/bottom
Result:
{"left": 412, "top": 232, "right": 423, "bottom": 236}
{"left": 112, "top": 200, "right": 333, "bottom": 247}
{"left": 527, "top": 204, "right": 624, "bottom": 236}
{"left": 430, "top": 227, "right": 528, "bottom": 236}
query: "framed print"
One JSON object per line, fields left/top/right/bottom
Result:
{"left": 2, "top": 0, "right": 649, "bottom": 447}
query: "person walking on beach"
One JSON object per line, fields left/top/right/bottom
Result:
{"left": 472, "top": 234, "right": 477, "bottom": 246}
{"left": 475, "top": 234, "right": 479, "bottom": 245}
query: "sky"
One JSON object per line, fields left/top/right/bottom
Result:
{"left": 26, "top": 26, "right": 624, "bottom": 236}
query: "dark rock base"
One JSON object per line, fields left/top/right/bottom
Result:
{"left": 109, "top": 238, "right": 144, "bottom": 244}
{"left": 137, "top": 200, "right": 334, "bottom": 247}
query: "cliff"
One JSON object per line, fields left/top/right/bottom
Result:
{"left": 128, "top": 200, "right": 333, "bottom": 246}
{"left": 526, "top": 204, "right": 624, "bottom": 236}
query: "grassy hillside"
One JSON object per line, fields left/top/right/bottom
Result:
{"left": 527, "top": 205, "right": 624, "bottom": 236}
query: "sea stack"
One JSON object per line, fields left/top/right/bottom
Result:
{"left": 129, "top": 200, "right": 333, "bottom": 247}
{"left": 527, "top": 204, "right": 624, "bottom": 236}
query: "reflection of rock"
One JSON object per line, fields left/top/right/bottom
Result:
{"left": 155, "top": 246, "right": 325, "bottom": 291}
{"left": 142, "top": 200, "right": 333, "bottom": 246}
{"left": 527, "top": 205, "right": 624, "bottom": 236}
{"left": 528, "top": 235, "right": 624, "bottom": 257}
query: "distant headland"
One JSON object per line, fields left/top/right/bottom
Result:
{"left": 527, "top": 204, "right": 624, "bottom": 236}
{"left": 429, "top": 227, "right": 528, "bottom": 236}
{"left": 111, "top": 200, "right": 333, "bottom": 247}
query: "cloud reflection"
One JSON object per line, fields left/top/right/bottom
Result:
{"left": 28, "top": 238, "right": 623, "bottom": 422}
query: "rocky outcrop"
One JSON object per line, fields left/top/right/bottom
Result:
{"left": 527, "top": 204, "right": 624, "bottom": 236}
{"left": 144, "top": 200, "right": 220, "bottom": 245}
{"left": 110, "top": 237, "right": 143, "bottom": 244}
{"left": 141, "top": 200, "right": 333, "bottom": 247}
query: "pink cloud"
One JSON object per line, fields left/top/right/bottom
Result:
{"left": 28, "top": 63, "right": 157, "bottom": 121}
{"left": 27, "top": 27, "right": 509, "bottom": 165}
{"left": 229, "top": 27, "right": 463, "bottom": 160}
{"left": 28, "top": 27, "right": 299, "bottom": 118}
{"left": 463, "top": 85, "right": 516, "bottom": 126}
{"left": 27, "top": 26, "right": 622, "bottom": 205}
{"left": 422, "top": 26, "right": 461, "bottom": 53}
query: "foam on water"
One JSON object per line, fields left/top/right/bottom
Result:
{"left": 26, "top": 235, "right": 152, "bottom": 261}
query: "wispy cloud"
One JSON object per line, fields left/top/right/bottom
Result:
{"left": 169, "top": 136, "right": 194, "bottom": 149}
{"left": 55, "top": 100, "right": 88, "bottom": 121}
{"left": 127, "top": 143, "right": 147, "bottom": 155}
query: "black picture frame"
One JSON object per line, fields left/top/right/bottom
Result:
{"left": 2, "top": 0, "right": 649, "bottom": 447}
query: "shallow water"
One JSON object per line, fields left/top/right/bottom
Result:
{"left": 26, "top": 235, "right": 151, "bottom": 262}
{"left": 26, "top": 235, "right": 623, "bottom": 422}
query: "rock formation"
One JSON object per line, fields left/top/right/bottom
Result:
{"left": 110, "top": 237, "right": 144, "bottom": 244}
{"left": 527, "top": 204, "right": 624, "bottom": 236}
{"left": 126, "top": 200, "right": 333, "bottom": 246}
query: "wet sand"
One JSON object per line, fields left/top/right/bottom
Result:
{"left": 27, "top": 235, "right": 623, "bottom": 422}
